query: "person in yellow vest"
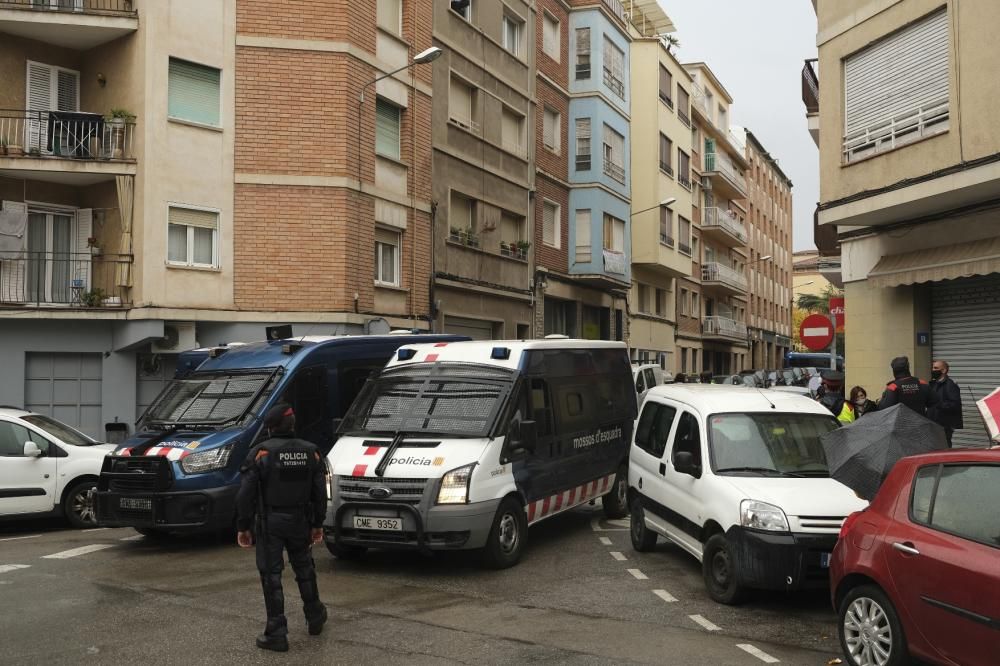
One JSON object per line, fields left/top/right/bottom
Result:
{"left": 818, "top": 370, "right": 855, "bottom": 424}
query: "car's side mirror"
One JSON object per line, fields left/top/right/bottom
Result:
{"left": 673, "top": 451, "right": 701, "bottom": 477}
{"left": 22, "top": 441, "right": 43, "bottom": 458}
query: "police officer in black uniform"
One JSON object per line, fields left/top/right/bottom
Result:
{"left": 236, "top": 403, "right": 328, "bottom": 652}
{"left": 878, "top": 356, "right": 938, "bottom": 417}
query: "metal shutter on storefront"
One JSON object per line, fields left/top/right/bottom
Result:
{"left": 844, "top": 8, "right": 949, "bottom": 136}
{"left": 444, "top": 316, "right": 495, "bottom": 340}
{"left": 24, "top": 352, "right": 102, "bottom": 439}
{"left": 931, "top": 275, "right": 1000, "bottom": 448}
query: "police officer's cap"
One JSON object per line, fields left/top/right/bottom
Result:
{"left": 820, "top": 369, "right": 845, "bottom": 382}
{"left": 264, "top": 403, "right": 295, "bottom": 429}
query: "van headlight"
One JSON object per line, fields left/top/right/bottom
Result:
{"left": 325, "top": 458, "right": 334, "bottom": 500}
{"left": 181, "top": 444, "right": 233, "bottom": 474}
{"left": 740, "top": 499, "right": 789, "bottom": 532}
{"left": 437, "top": 464, "right": 474, "bottom": 505}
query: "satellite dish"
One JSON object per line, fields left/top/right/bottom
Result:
{"left": 365, "top": 317, "right": 391, "bottom": 335}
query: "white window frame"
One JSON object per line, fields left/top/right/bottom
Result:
{"left": 451, "top": 0, "right": 471, "bottom": 21}
{"left": 166, "top": 203, "right": 220, "bottom": 269}
{"left": 542, "top": 11, "right": 560, "bottom": 62}
{"left": 542, "top": 199, "right": 561, "bottom": 249}
{"left": 502, "top": 12, "right": 525, "bottom": 59}
{"left": 543, "top": 106, "right": 561, "bottom": 154}
{"left": 167, "top": 57, "right": 222, "bottom": 128}
{"left": 374, "top": 227, "right": 401, "bottom": 288}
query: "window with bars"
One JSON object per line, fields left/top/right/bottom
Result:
{"left": 678, "top": 216, "right": 691, "bottom": 255}
{"left": 575, "top": 27, "right": 591, "bottom": 79}
{"left": 677, "top": 85, "right": 690, "bottom": 126}
{"left": 168, "top": 206, "right": 218, "bottom": 268}
{"left": 678, "top": 148, "right": 691, "bottom": 188}
{"left": 543, "top": 11, "right": 560, "bottom": 61}
{"left": 658, "top": 64, "right": 673, "bottom": 108}
{"left": 168, "top": 58, "right": 221, "bottom": 127}
{"left": 659, "top": 133, "right": 673, "bottom": 175}
{"left": 543, "top": 200, "right": 560, "bottom": 249}
{"left": 375, "top": 98, "right": 401, "bottom": 160}
{"left": 375, "top": 228, "right": 401, "bottom": 287}
{"left": 659, "top": 207, "right": 673, "bottom": 246}
{"left": 602, "top": 36, "right": 625, "bottom": 99}
{"left": 543, "top": 107, "right": 560, "bottom": 153}
{"left": 575, "top": 117, "right": 591, "bottom": 170}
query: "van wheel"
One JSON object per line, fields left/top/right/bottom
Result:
{"left": 482, "top": 497, "right": 527, "bottom": 569}
{"left": 630, "top": 498, "right": 657, "bottom": 552}
{"left": 602, "top": 466, "right": 628, "bottom": 519}
{"left": 63, "top": 479, "right": 98, "bottom": 528}
{"left": 838, "top": 584, "right": 908, "bottom": 666}
{"left": 702, "top": 533, "right": 747, "bottom": 605}
{"left": 325, "top": 542, "right": 367, "bottom": 560}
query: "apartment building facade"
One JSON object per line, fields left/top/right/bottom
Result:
{"left": 744, "top": 130, "right": 793, "bottom": 369}
{"left": 626, "top": 4, "right": 689, "bottom": 371}
{"left": 677, "top": 62, "right": 750, "bottom": 376}
{"left": 807, "top": 0, "right": 1000, "bottom": 447}
{"left": 0, "top": 0, "right": 435, "bottom": 438}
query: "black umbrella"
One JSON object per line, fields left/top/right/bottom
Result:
{"left": 821, "top": 404, "right": 948, "bottom": 500}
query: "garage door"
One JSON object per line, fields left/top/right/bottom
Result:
{"left": 444, "top": 316, "right": 496, "bottom": 340}
{"left": 25, "top": 353, "right": 103, "bottom": 439}
{"left": 932, "top": 275, "right": 1000, "bottom": 448}
{"left": 136, "top": 354, "right": 179, "bottom": 422}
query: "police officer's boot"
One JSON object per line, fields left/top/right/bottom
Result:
{"left": 297, "top": 574, "right": 327, "bottom": 635}
{"left": 257, "top": 574, "right": 289, "bottom": 652}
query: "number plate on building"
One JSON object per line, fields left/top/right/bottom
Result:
{"left": 353, "top": 515, "right": 401, "bottom": 531}
{"left": 119, "top": 497, "right": 152, "bottom": 511}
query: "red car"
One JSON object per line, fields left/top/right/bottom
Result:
{"left": 830, "top": 449, "right": 1000, "bottom": 666}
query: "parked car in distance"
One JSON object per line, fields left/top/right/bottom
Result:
{"left": 770, "top": 385, "right": 813, "bottom": 398}
{"left": 628, "top": 386, "right": 867, "bottom": 604}
{"left": 0, "top": 408, "right": 113, "bottom": 527}
{"left": 831, "top": 449, "right": 1000, "bottom": 666}
{"left": 634, "top": 363, "right": 667, "bottom": 405}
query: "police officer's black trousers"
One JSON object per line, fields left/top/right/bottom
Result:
{"left": 255, "top": 510, "right": 323, "bottom": 637}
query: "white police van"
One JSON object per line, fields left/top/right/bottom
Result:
{"left": 324, "top": 339, "right": 637, "bottom": 568}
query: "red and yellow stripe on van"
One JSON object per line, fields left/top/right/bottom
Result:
{"left": 525, "top": 474, "right": 615, "bottom": 525}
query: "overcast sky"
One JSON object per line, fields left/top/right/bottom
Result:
{"left": 659, "top": 0, "right": 819, "bottom": 251}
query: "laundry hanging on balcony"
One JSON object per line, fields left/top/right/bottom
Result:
{"left": 0, "top": 206, "right": 27, "bottom": 259}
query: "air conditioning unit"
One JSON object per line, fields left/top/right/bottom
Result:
{"left": 152, "top": 322, "right": 198, "bottom": 354}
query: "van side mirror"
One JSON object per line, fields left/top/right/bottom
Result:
{"left": 673, "top": 451, "right": 700, "bottom": 477}
{"left": 23, "top": 441, "right": 43, "bottom": 458}
{"left": 517, "top": 420, "right": 537, "bottom": 453}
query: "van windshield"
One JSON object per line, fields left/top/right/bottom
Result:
{"left": 708, "top": 412, "right": 838, "bottom": 477}
{"left": 341, "top": 363, "right": 514, "bottom": 437}
{"left": 143, "top": 370, "right": 277, "bottom": 427}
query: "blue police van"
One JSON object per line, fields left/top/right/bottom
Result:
{"left": 94, "top": 334, "right": 465, "bottom": 535}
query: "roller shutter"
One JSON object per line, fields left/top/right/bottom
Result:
{"left": 444, "top": 316, "right": 495, "bottom": 341}
{"left": 24, "top": 352, "right": 102, "bottom": 439}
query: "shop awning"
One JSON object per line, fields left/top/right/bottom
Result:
{"left": 868, "top": 237, "right": 1000, "bottom": 288}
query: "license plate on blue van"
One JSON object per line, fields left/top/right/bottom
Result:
{"left": 820, "top": 552, "right": 831, "bottom": 568}
{"left": 120, "top": 497, "right": 151, "bottom": 511}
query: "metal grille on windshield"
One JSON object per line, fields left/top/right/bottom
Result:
{"left": 338, "top": 476, "right": 429, "bottom": 504}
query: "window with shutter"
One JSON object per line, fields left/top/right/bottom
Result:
{"left": 678, "top": 216, "right": 691, "bottom": 255}
{"left": 168, "top": 58, "right": 221, "bottom": 127}
{"left": 543, "top": 12, "right": 560, "bottom": 61}
{"left": 575, "top": 117, "right": 591, "bottom": 170}
{"left": 659, "top": 133, "right": 672, "bottom": 175}
{"left": 678, "top": 149, "right": 690, "bottom": 188}
{"left": 602, "top": 36, "right": 625, "bottom": 99}
{"left": 659, "top": 208, "right": 673, "bottom": 246}
{"left": 375, "top": 98, "right": 401, "bottom": 160}
{"left": 167, "top": 205, "right": 219, "bottom": 268}
{"left": 374, "top": 227, "right": 400, "bottom": 286}
{"left": 449, "top": 75, "right": 476, "bottom": 132}
{"left": 542, "top": 200, "right": 560, "bottom": 249}
{"left": 499, "top": 211, "right": 523, "bottom": 244}
{"left": 658, "top": 65, "right": 672, "bottom": 107}
{"left": 677, "top": 85, "right": 690, "bottom": 125}
{"left": 843, "top": 8, "right": 949, "bottom": 162}
{"left": 575, "top": 209, "right": 591, "bottom": 263}
{"left": 543, "top": 107, "right": 560, "bottom": 153}
{"left": 575, "top": 28, "right": 591, "bottom": 79}
{"left": 501, "top": 107, "right": 524, "bottom": 156}
{"left": 377, "top": 0, "right": 401, "bottom": 34}
{"left": 26, "top": 61, "right": 79, "bottom": 153}
{"left": 638, "top": 284, "right": 650, "bottom": 314}
{"left": 450, "top": 192, "right": 476, "bottom": 233}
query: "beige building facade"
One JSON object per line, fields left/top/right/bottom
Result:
{"left": 808, "top": 0, "right": 1000, "bottom": 447}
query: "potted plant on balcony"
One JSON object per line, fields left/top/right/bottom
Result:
{"left": 81, "top": 288, "right": 107, "bottom": 308}
{"left": 449, "top": 226, "right": 461, "bottom": 243}
{"left": 105, "top": 108, "right": 135, "bottom": 159}
{"left": 463, "top": 227, "right": 478, "bottom": 248}
{"left": 87, "top": 236, "right": 102, "bottom": 256}
{"left": 516, "top": 240, "right": 530, "bottom": 260}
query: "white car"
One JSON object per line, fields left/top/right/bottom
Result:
{"left": 0, "top": 407, "right": 113, "bottom": 527}
{"left": 627, "top": 386, "right": 867, "bottom": 604}
{"left": 633, "top": 363, "right": 668, "bottom": 405}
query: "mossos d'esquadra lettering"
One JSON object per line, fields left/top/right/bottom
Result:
{"left": 572, "top": 426, "right": 624, "bottom": 450}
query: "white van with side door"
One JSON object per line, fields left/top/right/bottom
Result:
{"left": 325, "top": 339, "right": 637, "bottom": 568}
{"left": 627, "top": 386, "right": 867, "bottom": 604}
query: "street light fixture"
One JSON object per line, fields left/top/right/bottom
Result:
{"left": 630, "top": 197, "right": 677, "bottom": 218}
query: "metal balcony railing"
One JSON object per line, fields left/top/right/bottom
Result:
{"left": 702, "top": 262, "right": 748, "bottom": 292}
{"left": 692, "top": 85, "right": 710, "bottom": 118}
{"left": 702, "top": 207, "right": 748, "bottom": 244}
{"left": 842, "top": 99, "right": 949, "bottom": 163}
{"left": 601, "top": 0, "right": 627, "bottom": 25}
{"left": 0, "top": 109, "right": 135, "bottom": 161}
{"left": 603, "top": 68, "right": 625, "bottom": 100}
{"left": 659, "top": 160, "right": 673, "bottom": 177}
{"left": 0, "top": 0, "right": 136, "bottom": 15}
{"left": 703, "top": 316, "right": 747, "bottom": 339}
{"left": 703, "top": 151, "right": 747, "bottom": 195}
{"left": 449, "top": 115, "right": 481, "bottom": 135}
{"left": 603, "top": 159, "right": 625, "bottom": 184}
{"left": 0, "top": 252, "right": 132, "bottom": 307}
{"left": 801, "top": 58, "right": 819, "bottom": 114}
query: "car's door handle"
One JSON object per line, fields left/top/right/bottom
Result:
{"left": 892, "top": 542, "right": 920, "bottom": 556}
{"left": 658, "top": 462, "right": 666, "bottom": 476}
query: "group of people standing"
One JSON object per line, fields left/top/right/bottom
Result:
{"left": 817, "top": 356, "right": 964, "bottom": 446}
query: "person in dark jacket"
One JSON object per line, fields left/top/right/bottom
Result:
{"left": 849, "top": 386, "right": 877, "bottom": 418}
{"left": 818, "top": 370, "right": 855, "bottom": 423}
{"left": 236, "top": 403, "right": 328, "bottom": 652}
{"left": 878, "top": 356, "right": 938, "bottom": 417}
{"left": 928, "top": 359, "right": 963, "bottom": 447}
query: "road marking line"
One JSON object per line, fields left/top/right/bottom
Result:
{"left": 120, "top": 535, "right": 144, "bottom": 542}
{"left": 0, "top": 565, "right": 31, "bottom": 574}
{"left": 598, "top": 536, "right": 612, "bottom": 546}
{"left": 626, "top": 568, "right": 648, "bottom": 580}
{"left": 610, "top": 551, "right": 627, "bottom": 561}
{"left": 736, "top": 644, "right": 780, "bottom": 663}
{"left": 42, "top": 544, "right": 114, "bottom": 559}
{"left": 652, "top": 589, "right": 677, "bottom": 603}
{"left": 688, "top": 614, "right": 722, "bottom": 631}
{"left": 82, "top": 528, "right": 109, "bottom": 533}
{"left": 0, "top": 535, "right": 42, "bottom": 542}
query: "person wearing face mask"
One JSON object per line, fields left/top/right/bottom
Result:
{"left": 927, "top": 359, "right": 963, "bottom": 447}
{"left": 849, "top": 386, "right": 877, "bottom": 418}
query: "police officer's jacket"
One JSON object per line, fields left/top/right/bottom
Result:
{"left": 236, "top": 435, "right": 327, "bottom": 532}
{"left": 878, "top": 375, "right": 938, "bottom": 417}
{"left": 819, "top": 392, "right": 855, "bottom": 424}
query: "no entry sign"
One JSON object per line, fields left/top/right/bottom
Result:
{"left": 800, "top": 313, "right": 834, "bottom": 351}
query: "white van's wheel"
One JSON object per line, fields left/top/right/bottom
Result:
{"left": 63, "top": 479, "right": 98, "bottom": 528}
{"left": 702, "top": 533, "right": 747, "bottom": 605}
{"left": 482, "top": 497, "right": 527, "bottom": 569}
{"left": 602, "top": 465, "right": 628, "bottom": 519}
{"left": 629, "top": 498, "right": 657, "bottom": 552}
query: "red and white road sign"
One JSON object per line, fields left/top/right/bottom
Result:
{"left": 800, "top": 313, "right": 834, "bottom": 351}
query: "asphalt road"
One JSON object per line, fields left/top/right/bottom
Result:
{"left": 0, "top": 505, "right": 844, "bottom": 665}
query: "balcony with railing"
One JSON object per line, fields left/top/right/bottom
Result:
{"left": 703, "top": 150, "right": 747, "bottom": 199}
{"left": 603, "top": 158, "right": 625, "bottom": 185}
{"left": 801, "top": 58, "right": 819, "bottom": 145}
{"left": 0, "top": 251, "right": 132, "bottom": 308}
{"left": 602, "top": 67, "right": 625, "bottom": 100}
{"left": 701, "top": 261, "right": 748, "bottom": 296}
{"left": 0, "top": 0, "right": 138, "bottom": 49}
{"left": 702, "top": 315, "right": 747, "bottom": 341}
{"left": 701, "top": 207, "right": 747, "bottom": 247}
